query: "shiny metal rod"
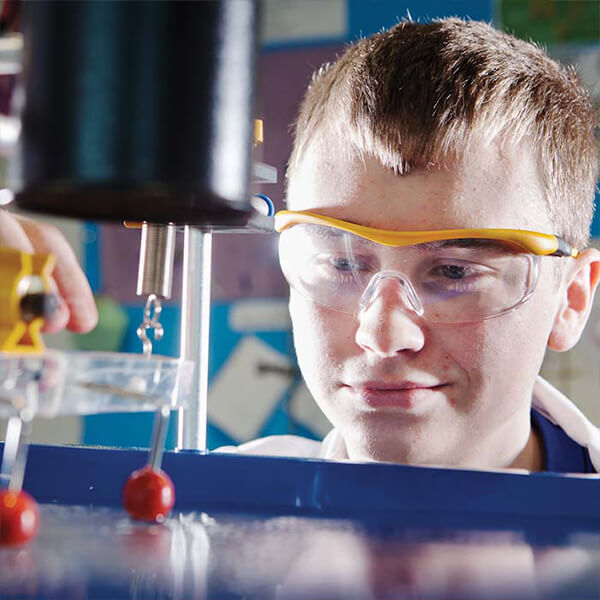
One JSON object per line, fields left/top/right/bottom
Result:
{"left": 148, "top": 405, "right": 171, "bottom": 471}
{"left": 0, "top": 385, "right": 35, "bottom": 492}
{"left": 177, "top": 226, "right": 212, "bottom": 450}
{"left": 0, "top": 417, "right": 22, "bottom": 489}
{"left": 8, "top": 411, "right": 33, "bottom": 493}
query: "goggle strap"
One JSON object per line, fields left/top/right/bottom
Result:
{"left": 275, "top": 210, "right": 580, "bottom": 258}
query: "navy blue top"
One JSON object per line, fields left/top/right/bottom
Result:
{"left": 531, "top": 409, "right": 596, "bottom": 473}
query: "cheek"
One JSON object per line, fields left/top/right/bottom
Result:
{"left": 430, "top": 323, "right": 491, "bottom": 387}
{"left": 442, "top": 297, "right": 555, "bottom": 394}
{"left": 289, "top": 293, "right": 356, "bottom": 386}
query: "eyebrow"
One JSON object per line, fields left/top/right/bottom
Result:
{"left": 303, "top": 224, "right": 345, "bottom": 239}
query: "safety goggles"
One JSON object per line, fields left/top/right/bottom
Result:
{"left": 275, "top": 210, "right": 579, "bottom": 324}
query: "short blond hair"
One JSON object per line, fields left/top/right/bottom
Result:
{"left": 288, "top": 18, "right": 598, "bottom": 248}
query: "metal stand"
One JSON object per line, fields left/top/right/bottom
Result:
{"left": 177, "top": 226, "right": 213, "bottom": 451}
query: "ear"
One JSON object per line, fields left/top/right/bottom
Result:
{"left": 548, "top": 247, "right": 600, "bottom": 352}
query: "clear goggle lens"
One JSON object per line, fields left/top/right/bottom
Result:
{"left": 279, "top": 224, "right": 540, "bottom": 324}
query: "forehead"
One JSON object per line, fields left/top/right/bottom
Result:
{"left": 286, "top": 138, "right": 552, "bottom": 233}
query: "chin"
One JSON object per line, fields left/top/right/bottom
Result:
{"left": 342, "top": 421, "right": 437, "bottom": 465}
{"left": 361, "top": 445, "right": 438, "bottom": 466}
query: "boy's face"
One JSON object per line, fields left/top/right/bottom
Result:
{"left": 285, "top": 139, "right": 566, "bottom": 467}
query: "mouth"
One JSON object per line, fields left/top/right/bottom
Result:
{"left": 344, "top": 381, "right": 450, "bottom": 410}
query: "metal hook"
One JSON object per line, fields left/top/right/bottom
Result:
{"left": 137, "top": 294, "right": 164, "bottom": 357}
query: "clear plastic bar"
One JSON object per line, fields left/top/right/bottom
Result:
{"left": 0, "top": 350, "right": 193, "bottom": 418}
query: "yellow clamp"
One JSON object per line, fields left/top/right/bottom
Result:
{"left": 0, "top": 247, "right": 56, "bottom": 354}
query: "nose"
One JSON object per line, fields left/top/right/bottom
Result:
{"left": 355, "top": 272, "right": 425, "bottom": 357}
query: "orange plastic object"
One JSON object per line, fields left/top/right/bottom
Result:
{"left": 274, "top": 210, "right": 577, "bottom": 256}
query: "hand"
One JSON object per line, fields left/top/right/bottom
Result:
{"left": 0, "top": 210, "right": 98, "bottom": 334}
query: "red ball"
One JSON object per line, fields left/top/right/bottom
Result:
{"left": 0, "top": 489, "right": 40, "bottom": 546}
{"left": 123, "top": 465, "right": 175, "bottom": 523}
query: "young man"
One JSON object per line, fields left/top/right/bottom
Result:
{"left": 224, "top": 18, "right": 600, "bottom": 472}
{"left": 2, "top": 18, "right": 599, "bottom": 472}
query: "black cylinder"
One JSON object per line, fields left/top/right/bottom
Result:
{"left": 15, "top": 0, "right": 259, "bottom": 225}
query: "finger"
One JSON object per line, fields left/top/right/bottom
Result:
{"left": 18, "top": 217, "right": 99, "bottom": 333}
{"left": 0, "top": 209, "right": 35, "bottom": 253}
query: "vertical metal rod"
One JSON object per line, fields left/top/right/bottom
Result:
{"left": 0, "top": 390, "right": 35, "bottom": 492}
{"left": 177, "top": 226, "right": 212, "bottom": 450}
{"left": 0, "top": 417, "right": 22, "bottom": 489}
{"left": 8, "top": 410, "right": 32, "bottom": 492}
{"left": 10, "top": 382, "right": 36, "bottom": 492}
{"left": 148, "top": 404, "right": 171, "bottom": 471}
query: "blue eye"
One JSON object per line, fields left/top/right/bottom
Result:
{"left": 439, "top": 264, "right": 467, "bottom": 279}
{"left": 423, "top": 261, "right": 489, "bottom": 295}
{"left": 331, "top": 258, "right": 355, "bottom": 272}
{"left": 330, "top": 256, "right": 377, "bottom": 274}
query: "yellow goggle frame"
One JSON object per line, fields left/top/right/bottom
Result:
{"left": 274, "top": 210, "right": 579, "bottom": 258}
